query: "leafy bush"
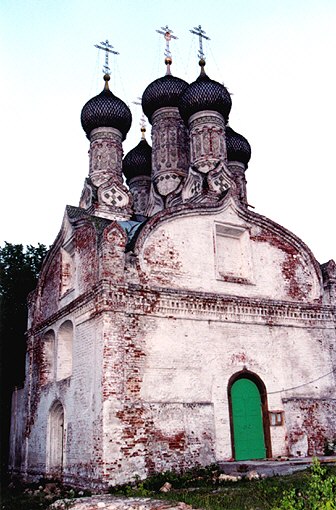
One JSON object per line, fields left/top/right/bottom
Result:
{"left": 273, "top": 458, "right": 336, "bottom": 510}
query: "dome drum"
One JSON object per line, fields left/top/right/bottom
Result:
{"left": 188, "top": 109, "right": 228, "bottom": 122}
{"left": 89, "top": 126, "right": 123, "bottom": 143}
{"left": 188, "top": 110, "right": 226, "bottom": 171}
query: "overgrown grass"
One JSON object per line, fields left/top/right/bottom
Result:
{"left": 109, "top": 462, "right": 336, "bottom": 510}
{"left": 2, "top": 462, "right": 336, "bottom": 510}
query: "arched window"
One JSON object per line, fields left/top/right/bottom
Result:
{"left": 228, "top": 370, "right": 271, "bottom": 460}
{"left": 56, "top": 320, "right": 73, "bottom": 381}
{"left": 47, "top": 400, "right": 65, "bottom": 474}
{"left": 41, "top": 330, "right": 55, "bottom": 384}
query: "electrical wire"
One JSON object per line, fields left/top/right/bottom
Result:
{"left": 181, "top": 35, "right": 196, "bottom": 80}
{"left": 89, "top": 50, "right": 100, "bottom": 96}
{"left": 208, "top": 44, "right": 224, "bottom": 82}
{"left": 114, "top": 58, "right": 129, "bottom": 107}
{"left": 267, "top": 368, "right": 336, "bottom": 395}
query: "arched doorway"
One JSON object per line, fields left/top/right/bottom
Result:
{"left": 228, "top": 371, "right": 271, "bottom": 460}
{"left": 47, "top": 401, "right": 65, "bottom": 475}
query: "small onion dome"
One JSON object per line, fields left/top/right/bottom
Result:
{"left": 142, "top": 74, "right": 189, "bottom": 123}
{"left": 179, "top": 63, "right": 232, "bottom": 124}
{"left": 81, "top": 75, "right": 132, "bottom": 140}
{"left": 123, "top": 138, "right": 152, "bottom": 183}
{"left": 226, "top": 126, "right": 251, "bottom": 168}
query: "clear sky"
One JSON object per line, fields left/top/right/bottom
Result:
{"left": 1, "top": 0, "right": 335, "bottom": 262}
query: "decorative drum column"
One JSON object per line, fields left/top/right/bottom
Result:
{"left": 178, "top": 60, "right": 233, "bottom": 202}
{"left": 89, "top": 127, "right": 123, "bottom": 188}
{"left": 80, "top": 74, "right": 133, "bottom": 220}
{"left": 150, "top": 105, "right": 189, "bottom": 211}
{"left": 189, "top": 109, "right": 227, "bottom": 174}
{"left": 225, "top": 126, "right": 252, "bottom": 208}
{"left": 123, "top": 127, "right": 152, "bottom": 221}
{"left": 141, "top": 26, "right": 189, "bottom": 215}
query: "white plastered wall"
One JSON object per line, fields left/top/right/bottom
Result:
{"left": 139, "top": 201, "right": 320, "bottom": 303}
{"left": 140, "top": 314, "right": 334, "bottom": 460}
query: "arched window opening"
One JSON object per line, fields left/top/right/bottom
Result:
{"left": 41, "top": 330, "right": 55, "bottom": 384}
{"left": 56, "top": 320, "right": 73, "bottom": 381}
{"left": 228, "top": 370, "right": 271, "bottom": 461}
{"left": 47, "top": 400, "right": 65, "bottom": 474}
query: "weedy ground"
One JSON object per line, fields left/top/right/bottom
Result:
{"left": 2, "top": 461, "right": 336, "bottom": 510}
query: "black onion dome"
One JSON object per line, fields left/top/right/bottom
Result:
{"left": 179, "top": 72, "right": 232, "bottom": 124}
{"left": 81, "top": 85, "right": 132, "bottom": 140}
{"left": 225, "top": 126, "right": 251, "bottom": 167}
{"left": 123, "top": 138, "right": 152, "bottom": 183}
{"left": 142, "top": 75, "right": 189, "bottom": 123}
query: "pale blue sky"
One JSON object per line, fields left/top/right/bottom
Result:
{"left": 1, "top": 0, "right": 335, "bottom": 262}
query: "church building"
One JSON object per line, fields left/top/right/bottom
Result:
{"left": 9, "top": 28, "right": 336, "bottom": 489}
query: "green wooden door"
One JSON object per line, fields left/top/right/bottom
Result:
{"left": 231, "top": 378, "right": 266, "bottom": 460}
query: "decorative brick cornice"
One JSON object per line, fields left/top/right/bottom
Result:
{"left": 116, "top": 284, "right": 335, "bottom": 328}
{"left": 28, "top": 280, "right": 335, "bottom": 335}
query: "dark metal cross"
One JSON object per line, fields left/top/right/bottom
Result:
{"left": 94, "top": 39, "right": 119, "bottom": 75}
{"left": 190, "top": 25, "right": 210, "bottom": 60}
{"left": 156, "top": 25, "right": 178, "bottom": 61}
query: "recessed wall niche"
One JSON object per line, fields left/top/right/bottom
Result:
{"left": 214, "top": 222, "right": 254, "bottom": 284}
{"left": 60, "top": 238, "right": 75, "bottom": 297}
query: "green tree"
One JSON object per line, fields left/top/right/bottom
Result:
{"left": 0, "top": 242, "right": 47, "bottom": 475}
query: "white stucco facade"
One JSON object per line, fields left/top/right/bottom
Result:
{"left": 9, "top": 54, "right": 336, "bottom": 489}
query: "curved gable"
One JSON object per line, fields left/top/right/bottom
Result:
{"left": 134, "top": 197, "right": 322, "bottom": 303}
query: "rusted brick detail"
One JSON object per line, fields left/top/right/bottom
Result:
{"left": 141, "top": 230, "right": 183, "bottom": 286}
{"left": 251, "top": 227, "right": 318, "bottom": 301}
{"left": 38, "top": 253, "right": 62, "bottom": 321}
{"left": 75, "top": 222, "right": 98, "bottom": 294}
{"left": 99, "top": 222, "right": 127, "bottom": 282}
{"left": 284, "top": 398, "right": 336, "bottom": 456}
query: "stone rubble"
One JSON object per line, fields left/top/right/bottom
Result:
{"left": 48, "top": 496, "right": 202, "bottom": 510}
{"left": 159, "top": 482, "right": 172, "bottom": 493}
{"left": 218, "top": 473, "right": 241, "bottom": 482}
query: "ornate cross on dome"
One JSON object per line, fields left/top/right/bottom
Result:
{"left": 156, "top": 25, "right": 178, "bottom": 71}
{"left": 190, "top": 25, "right": 210, "bottom": 61}
{"left": 94, "top": 39, "right": 119, "bottom": 75}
